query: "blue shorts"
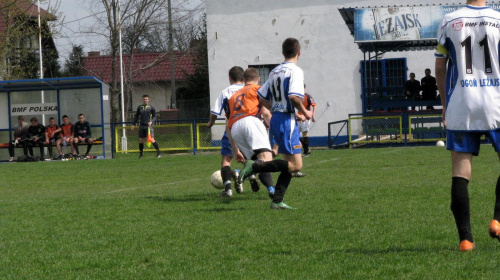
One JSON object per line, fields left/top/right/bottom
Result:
{"left": 221, "top": 131, "right": 233, "bottom": 157}
{"left": 446, "top": 129, "right": 500, "bottom": 156}
{"left": 270, "top": 112, "right": 302, "bottom": 155}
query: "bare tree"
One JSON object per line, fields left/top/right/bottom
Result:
{"left": 84, "top": 0, "right": 204, "bottom": 122}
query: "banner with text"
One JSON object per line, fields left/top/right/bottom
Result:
{"left": 10, "top": 103, "right": 58, "bottom": 116}
{"left": 354, "top": 4, "right": 500, "bottom": 42}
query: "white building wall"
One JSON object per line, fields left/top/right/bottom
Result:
{"left": 207, "top": 0, "right": 441, "bottom": 140}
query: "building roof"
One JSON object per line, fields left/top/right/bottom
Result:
{"left": 0, "top": 0, "right": 55, "bottom": 40}
{"left": 82, "top": 51, "right": 196, "bottom": 84}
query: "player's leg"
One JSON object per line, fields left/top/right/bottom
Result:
{"left": 220, "top": 155, "right": 234, "bottom": 197}
{"left": 85, "top": 137, "right": 93, "bottom": 156}
{"left": 47, "top": 139, "right": 54, "bottom": 158}
{"left": 219, "top": 131, "right": 235, "bottom": 197}
{"left": 8, "top": 140, "right": 15, "bottom": 161}
{"left": 451, "top": 150, "right": 473, "bottom": 249}
{"left": 56, "top": 138, "right": 63, "bottom": 158}
{"left": 73, "top": 137, "right": 80, "bottom": 155}
{"left": 255, "top": 150, "right": 275, "bottom": 197}
{"left": 447, "top": 130, "right": 478, "bottom": 251}
{"left": 138, "top": 125, "right": 146, "bottom": 158}
{"left": 488, "top": 130, "right": 500, "bottom": 241}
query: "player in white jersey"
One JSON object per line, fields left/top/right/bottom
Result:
{"left": 435, "top": 0, "right": 500, "bottom": 251}
{"left": 239, "top": 38, "right": 312, "bottom": 210}
{"left": 207, "top": 66, "right": 246, "bottom": 197}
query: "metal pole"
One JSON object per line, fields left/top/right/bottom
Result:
{"left": 168, "top": 0, "right": 176, "bottom": 109}
{"left": 118, "top": 0, "right": 128, "bottom": 152}
{"left": 37, "top": 0, "right": 45, "bottom": 126}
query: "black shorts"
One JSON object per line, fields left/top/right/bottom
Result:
{"left": 139, "top": 125, "right": 154, "bottom": 139}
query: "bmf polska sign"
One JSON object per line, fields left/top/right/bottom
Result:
{"left": 10, "top": 103, "right": 58, "bottom": 116}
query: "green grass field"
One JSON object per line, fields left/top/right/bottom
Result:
{"left": 1, "top": 146, "right": 499, "bottom": 279}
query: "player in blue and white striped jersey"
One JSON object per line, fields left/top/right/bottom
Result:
{"left": 239, "top": 38, "right": 312, "bottom": 210}
{"left": 207, "top": 66, "right": 246, "bottom": 197}
{"left": 435, "top": 0, "right": 500, "bottom": 251}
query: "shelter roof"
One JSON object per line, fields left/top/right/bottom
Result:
{"left": 0, "top": 76, "right": 106, "bottom": 92}
{"left": 82, "top": 52, "right": 196, "bottom": 84}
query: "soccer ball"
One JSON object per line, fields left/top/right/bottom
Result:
{"left": 436, "top": 140, "right": 445, "bottom": 147}
{"left": 211, "top": 170, "right": 224, "bottom": 189}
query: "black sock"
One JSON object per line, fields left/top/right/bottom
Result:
{"left": 86, "top": 144, "right": 92, "bottom": 154}
{"left": 451, "top": 177, "right": 473, "bottom": 242}
{"left": 258, "top": 172, "right": 274, "bottom": 188}
{"left": 40, "top": 147, "right": 44, "bottom": 158}
{"left": 252, "top": 160, "right": 288, "bottom": 173}
{"left": 153, "top": 142, "right": 160, "bottom": 152}
{"left": 139, "top": 143, "right": 144, "bottom": 154}
{"left": 75, "top": 145, "right": 80, "bottom": 155}
{"left": 303, "top": 137, "right": 309, "bottom": 154}
{"left": 221, "top": 166, "right": 232, "bottom": 191}
{"left": 273, "top": 171, "right": 292, "bottom": 203}
{"left": 493, "top": 176, "right": 500, "bottom": 221}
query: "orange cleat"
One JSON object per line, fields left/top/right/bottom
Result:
{"left": 459, "top": 240, "right": 475, "bottom": 252}
{"left": 488, "top": 219, "right": 500, "bottom": 242}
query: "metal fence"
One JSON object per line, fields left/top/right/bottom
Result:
{"left": 347, "top": 113, "right": 446, "bottom": 147}
{"left": 112, "top": 118, "right": 227, "bottom": 156}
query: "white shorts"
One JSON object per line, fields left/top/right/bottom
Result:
{"left": 231, "top": 116, "right": 271, "bottom": 160}
{"left": 299, "top": 119, "right": 311, "bottom": 132}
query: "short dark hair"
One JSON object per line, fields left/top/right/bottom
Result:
{"left": 49, "top": 117, "right": 55, "bottom": 121}
{"left": 78, "top": 114, "right": 84, "bottom": 118}
{"left": 142, "top": 94, "right": 149, "bottom": 98}
{"left": 425, "top": 68, "right": 431, "bottom": 72}
{"left": 243, "top": 67, "right": 259, "bottom": 82}
{"left": 229, "top": 66, "right": 244, "bottom": 82}
{"left": 30, "top": 117, "right": 38, "bottom": 122}
{"left": 62, "top": 115, "right": 68, "bottom": 119}
{"left": 282, "top": 38, "right": 300, "bottom": 59}
{"left": 17, "top": 116, "right": 24, "bottom": 121}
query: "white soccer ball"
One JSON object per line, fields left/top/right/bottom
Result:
{"left": 211, "top": 170, "right": 224, "bottom": 189}
{"left": 436, "top": 140, "right": 445, "bottom": 147}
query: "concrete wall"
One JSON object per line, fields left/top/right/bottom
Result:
{"left": 206, "top": 0, "right": 441, "bottom": 141}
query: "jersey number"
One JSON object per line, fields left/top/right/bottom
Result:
{"left": 234, "top": 94, "right": 245, "bottom": 111}
{"left": 461, "top": 34, "right": 493, "bottom": 75}
{"left": 270, "top": 77, "right": 282, "bottom": 101}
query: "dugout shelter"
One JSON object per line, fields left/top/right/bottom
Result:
{"left": 0, "top": 76, "right": 111, "bottom": 160}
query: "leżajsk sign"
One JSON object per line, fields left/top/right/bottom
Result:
{"left": 354, "top": 5, "right": 500, "bottom": 42}
{"left": 10, "top": 103, "right": 58, "bottom": 116}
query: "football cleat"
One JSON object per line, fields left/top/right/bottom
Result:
{"left": 488, "top": 219, "right": 500, "bottom": 242}
{"left": 139, "top": 154, "right": 143, "bottom": 158}
{"left": 232, "top": 170, "right": 243, "bottom": 194}
{"left": 292, "top": 171, "right": 307, "bottom": 177}
{"left": 249, "top": 174, "right": 260, "bottom": 192}
{"left": 270, "top": 201, "right": 295, "bottom": 210}
{"left": 219, "top": 189, "right": 233, "bottom": 197}
{"left": 157, "top": 153, "right": 162, "bottom": 158}
{"left": 238, "top": 159, "right": 254, "bottom": 185}
{"left": 459, "top": 240, "right": 475, "bottom": 252}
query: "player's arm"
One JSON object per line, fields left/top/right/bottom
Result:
{"left": 150, "top": 107, "right": 156, "bottom": 126}
{"left": 259, "top": 106, "right": 272, "bottom": 128}
{"left": 86, "top": 122, "right": 92, "bottom": 137}
{"left": 258, "top": 96, "right": 272, "bottom": 110}
{"left": 435, "top": 43, "right": 448, "bottom": 126}
{"left": 290, "top": 96, "right": 312, "bottom": 120}
{"left": 207, "top": 113, "right": 218, "bottom": 128}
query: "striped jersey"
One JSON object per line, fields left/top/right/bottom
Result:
{"left": 227, "top": 84, "right": 262, "bottom": 129}
{"left": 210, "top": 83, "right": 245, "bottom": 119}
{"left": 435, "top": 5, "right": 500, "bottom": 131}
{"left": 297, "top": 93, "right": 316, "bottom": 116}
{"left": 258, "top": 62, "right": 304, "bottom": 113}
